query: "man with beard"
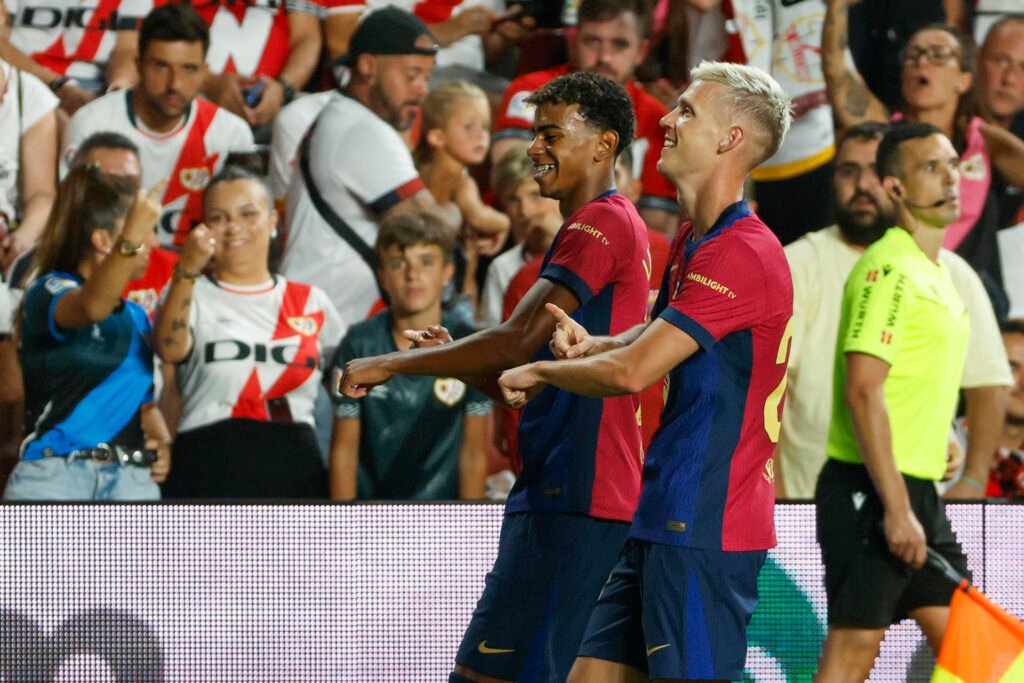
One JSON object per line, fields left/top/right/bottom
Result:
{"left": 279, "top": 7, "right": 440, "bottom": 325}
{"left": 776, "top": 121, "right": 1012, "bottom": 500}
{"left": 62, "top": 3, "right": 254, "bottom": 249}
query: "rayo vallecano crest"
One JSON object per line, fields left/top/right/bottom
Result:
{"left": 433, "top": 378, "right": 466, "bottom": 406}
{"left": 180, "top": 167, "right": 211, "bottom": 192}
{"left": 287, "top": 316, "right": 321, "bottom": 336}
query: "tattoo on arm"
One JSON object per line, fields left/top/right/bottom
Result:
{"left": 843, "top": 73, "right": 871, "bottom": 117}
{"left": 170, "top": 319, "right": 186, "bottom": 331}
{"left": 180, "top": 297, "right": 191, "bottom": 309}
{"left": 162, "top": 336, "right": 177, "bottom": 347}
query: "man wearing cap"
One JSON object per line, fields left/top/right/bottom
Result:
{"left": 279, "top": 7, "right": 440, "bottom": 326}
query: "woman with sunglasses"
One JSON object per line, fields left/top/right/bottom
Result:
{"left": 823, "top": 0, "right": 1024, "bottom": 252}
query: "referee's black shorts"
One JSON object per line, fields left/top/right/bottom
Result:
{"left": 814, "top": 459, "right": 970, "bottom": 628}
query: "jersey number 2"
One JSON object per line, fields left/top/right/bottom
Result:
{"left": 763, "top": 317, "right": 794, "bottom": 444}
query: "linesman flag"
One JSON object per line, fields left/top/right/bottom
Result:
{"left": 932, "top": 579, "right": 1024, "bottom": 683}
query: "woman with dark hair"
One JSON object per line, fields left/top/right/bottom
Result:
{"left": 3, "top": 165, "right": 171, "bottom": 500}
{"left": 155, "top": 167, "right": 343, "bottom": 498}
{"left": 823, "top": 1, "right": 1024, "bottom": 252}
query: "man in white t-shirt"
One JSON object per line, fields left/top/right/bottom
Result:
{"left": 778, "top": 121, "right": 1013, "bottom": 500}
{"left": 279, "top": 6, "right": 438, "bottom": 325}
{"left": 0, "top": 57, "right": 57, "bottom": 274}
{"left": 63, "top": 3, "right": 253, "bottom": 249}
{"left": 268, "top": 90, "right": 332, "bottom": 203}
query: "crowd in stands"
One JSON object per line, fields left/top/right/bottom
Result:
{"left": 0, "top": 0, "right": 1021, "bottom": 502}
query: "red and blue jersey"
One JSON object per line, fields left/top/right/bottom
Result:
{"left": 631, "top": 201, "right": 793, "bottom": 551}
{"left": 505, "top": 191, "right": 650, "bottom": 522}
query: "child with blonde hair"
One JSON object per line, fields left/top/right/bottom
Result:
{"left": 416, "top": 81, "right": 509, "bottom": 307}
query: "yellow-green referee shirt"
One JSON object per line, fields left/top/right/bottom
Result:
{"left": 826, "top": 227, "right": 970, "bottom": 481}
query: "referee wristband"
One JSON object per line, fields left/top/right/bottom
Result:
{"left": 959, "top": 475, "right": 986, "bottom": 492}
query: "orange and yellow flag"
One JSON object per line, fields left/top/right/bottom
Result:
{"left": 932, "top": 580, "right": 1024, "bottom": 683}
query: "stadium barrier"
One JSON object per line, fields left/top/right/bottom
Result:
{"left": 0, "top": 502, "right": 1020, "bottom": 682}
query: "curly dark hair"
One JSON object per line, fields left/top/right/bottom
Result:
{"left": 526, "top": 72, "right": 636, "bottom": 155}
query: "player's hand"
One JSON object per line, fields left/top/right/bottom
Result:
{"left": 402, "top": 324, "right": 453, "bottom": 348}
{"left": 883, "top": 508, "right": 927, "bottom": 569}
{"left": 942, "top": 431, "right": 965, "bottom": 482}
{"left": 120, "top": 180, "right": 166, "bottom": 245}
{"left": 546, "top": 302, "right": 593, "bottom": 359}
{"left": 498, "top": 362, "right": 545, "bottom": 409}
{"left": 146, "top": 436, "right": 172, "bottom": 483}
{"left": 179, "top": 224, "right": 217, "bottom": 274}
{"left": 339, "top": 356, "right": 393, "bottom": 398}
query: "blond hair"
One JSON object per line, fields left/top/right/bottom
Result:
{"left": 690, "top": 60, "right": 793, "bottom": 165}
{"left": 415, "top": 80, "right": 489, "bottom": 164}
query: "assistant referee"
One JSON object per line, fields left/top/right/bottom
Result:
{"left": 814, "top": 123, "right": 974, "bottom": 683}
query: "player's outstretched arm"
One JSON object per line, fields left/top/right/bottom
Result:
{"left": 844, "top": 352, "right": 927, "bottom": 569}
{"left": 339, "top": 278, "right": 582, "bottom": 398}
{"left": 499, "top": 318, "right": 697, "bottom": 406}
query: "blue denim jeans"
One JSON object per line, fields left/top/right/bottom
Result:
{"left": 3, "top": 457, "right": 160, "bottom": 501}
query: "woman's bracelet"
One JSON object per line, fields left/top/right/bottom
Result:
{"left": 172, "top": 264, "right": 202, "bottom": 282}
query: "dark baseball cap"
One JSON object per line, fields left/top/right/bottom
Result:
{"left": 341, "top": 7, "right": 438, "bottom": 66}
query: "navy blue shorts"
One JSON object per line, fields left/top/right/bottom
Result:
{"left": 455, "top": 512, "right": 629, "bottom": 682}
{"left": 577, "top": 539, "right": 766, "bottom": 680}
